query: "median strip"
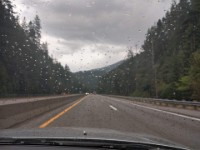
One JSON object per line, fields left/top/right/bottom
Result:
{"left": 39, "top": 96, "right": 85, "bottom": 128}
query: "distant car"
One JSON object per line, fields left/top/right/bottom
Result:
{"left": 85, "top": 92, "right": 89, "bottom": 95}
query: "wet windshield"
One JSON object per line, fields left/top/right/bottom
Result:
{"left": 0, "top": 0, "right": 200, "bottom": 150}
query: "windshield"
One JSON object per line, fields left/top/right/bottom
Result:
{"left": 0, "top": 0, "right": 200, "bottom": 150}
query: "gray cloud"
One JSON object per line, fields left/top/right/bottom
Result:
{"left": 19, "top": 0, "right": 172, "bottom": 44}
{"left": 14, "top": 0, "right": 173, "bottom": 71}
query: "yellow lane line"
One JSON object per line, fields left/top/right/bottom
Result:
{"left": 39, "top": 96, "right": 85, "bottom": 128}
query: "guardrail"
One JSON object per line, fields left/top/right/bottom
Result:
{"left": 107, "top": 95, "right": 200, "bottom": 111}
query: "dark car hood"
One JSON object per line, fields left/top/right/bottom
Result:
{"left": 0, "top": 127, "right": 188, "bottom": 149}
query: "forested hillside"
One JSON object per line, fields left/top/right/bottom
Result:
{"left": 1, "top": 0, "right": 200, "bottom": 100}
{"left": 0, "top": 0, "right": 83, "bottom": 96}
{"left": 75, "top": 60, "right": 124, "bottom": 92}
{"left": 98, "top": 0, "right": 200, "bottom": 101}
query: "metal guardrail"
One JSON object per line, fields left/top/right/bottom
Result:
{"left": 107, "top": 95, "right": 200, "bottom": 111}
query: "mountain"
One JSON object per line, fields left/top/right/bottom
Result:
{"left": 74, "top": 60, "right": 124, "bottom": 92}
{"left": 95, "top": 60, "right": 124, "bottom": 73}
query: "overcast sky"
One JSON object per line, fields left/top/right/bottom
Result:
{"left": 13, "top": 0, "right": 173, "bottom": 72}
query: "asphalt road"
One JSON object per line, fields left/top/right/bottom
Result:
{"left": 13, "top": 95, "right": 200, "bottom": 149}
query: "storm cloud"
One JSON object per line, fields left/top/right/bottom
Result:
{"left": 13, "top": 0, "right": 173, "bottom": 72}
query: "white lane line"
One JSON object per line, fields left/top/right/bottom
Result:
{"left": 109, "top": 105, "right": 118, "bottom": 111}
{"left": 131, "top": 103, "right": 200, "bottom": 122}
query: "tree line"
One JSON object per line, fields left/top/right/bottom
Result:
{"left": 0, "top": 0, "right": 83, "bottom": 96}
{"left": 97, "top": 0, "right": 200, "bottom": 101}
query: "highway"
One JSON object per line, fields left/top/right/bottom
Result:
{"left": 11, "top": 95, "right": 200, "bottom": 149}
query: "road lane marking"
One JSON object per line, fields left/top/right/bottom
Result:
{"left": 39, "top": 97, "right": 85, "bottom": 128}
{"left": 109, "top": 105, "right": 118, "bottom": 111}
{"left": 110, "top": 98, "right": 200, "bottom": 122}
{"left": 131, "top": 103, "right": 200, "bottom": 122}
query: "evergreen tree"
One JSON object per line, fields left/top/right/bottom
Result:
{"left": 0, "top": 0, "right": 82, "bottom": 96}
{"left": 97, "top": 0, "right": 200, "bottom": 101}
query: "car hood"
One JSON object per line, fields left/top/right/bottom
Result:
{"left": 0, "top": 127, "right": 188, "bottom": 149}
